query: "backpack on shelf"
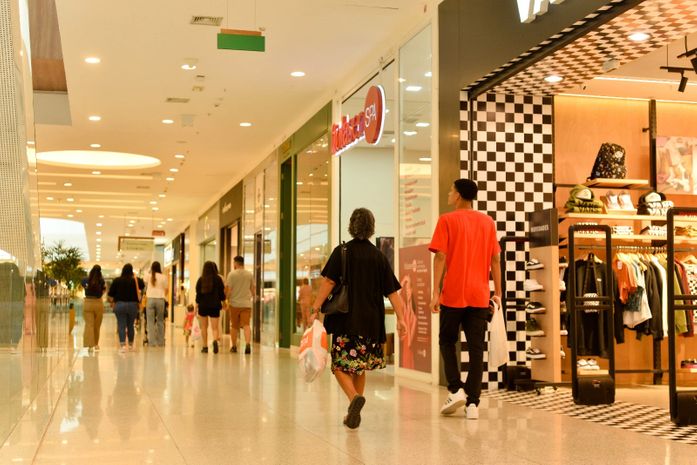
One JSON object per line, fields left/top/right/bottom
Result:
{"left": 589, "top": 143, "right": 627, "bottom": 180}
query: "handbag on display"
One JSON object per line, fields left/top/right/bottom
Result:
{"left": 637, "top": 191, "right": 673, "bottom": 216}
{"left": 321, "top": 242, "right": 350, "bottom": 316}
{"left": 589, "top": 142, "right": 627, "bottom": 179}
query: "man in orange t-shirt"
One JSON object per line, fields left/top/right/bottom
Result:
{"left": 429, "top": 179, "right": 501, "bottom": 420}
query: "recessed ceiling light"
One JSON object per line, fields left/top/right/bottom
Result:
{"left": 166, "top": 177, "right": 175, "bottom": 181}
{"left": 166, "top": 218, "right": 173, "bottom": 222}
{"left": 169, "top": 168, "right": 179, "bottom": 173}
{"left": 90, "top": 143, "right": 101, "bottom": 149}
{"left": 403, "top": 130, "right": 417, "bottom": 136}
{"left": 290, "top": 71, "right": 306, "bottom": 77}
{"left": 96, "top": 223, "right": 102, "bottom": 227}
{"left": 67, "top": 214, "right": 74, "bottom": 218}
{"left": 46, "top": 196, "right": 54, "bottom": 201}
{"left": 544, "top": 75, "right": 564, "bottom": 83}
{"left": 98, "top": 215, "right": 104, "bottom": 218}
{"left": 239, "top": 122, "right": 252, "bottom": 127}
{"left": 96, "top": 231, "right": 102, "bottom": 235}
{"left": 159, "top": 193, "right": 166, "bottom": 198}
{"left": 66, "top": 197, "right": 74, "bottom": 202}
{"left": 27, "top": 140, "right": 35, "bottom": 145}
{"left": 37, "top": 151, "right": 161, "bottom": 169}
{"left": 181, "top": 64, "right": 197, "bottom": 70}
{"left": 76, "top": 209, "right": 82, "bottom": 213}
{"left": 88, "top": 115, "right": 101, "bottom": 122}
{"left": 296, "top": 181, "right": 304, "bottom": 185}
{"left": 424, "top": 71, "right": 432, "bottom": 77}
{"left": 162, "top": 119, "right": 174, "bottom": 125}
{"left": 63, "top": 182, "right": 72, "bottom": 187}
{"left": 174, "top": 154, "right": 185, "bottom": 159}
{"left": 391, "top": 138, "right": 396, "bottom": 144}
{"left": 149, "top": 201, "right": 157, "bottom": 205}
{"left": 419, "top": 157, "right": 432, "bottom": 162}
{"left": 96, "top": 238, "right": 102, "bottom": 242}
{"left": 398, "top": 78, "right": 406, "bottom": 83}
{"left": 152, "top": 207, "right": 159, "bottom": 211}
{"left": 415, "top": 122, "right": 430, "bottom": 128}
{"left": 628, "top": 32, "right": 650, "bottom": 42}
{"left": 405, "top": 85, "right": 422, "bottom": 92}
{"left": 84, "top": 57, "right": 101, "bottom": 64}
{"left": 125, "top": 233, "right": 130, "bottom": 237}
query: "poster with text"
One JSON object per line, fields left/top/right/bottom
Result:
{"left": 398, "top": 244, "right": 432, "bottom": 373}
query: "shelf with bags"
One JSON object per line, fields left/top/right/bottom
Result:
{"left": 559, "top": 212, "right": 665, "bottom": 222}
{"left": 555, "top": 178, "right": 650, "bottom": 190}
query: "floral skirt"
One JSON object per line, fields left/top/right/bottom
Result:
{"left": 330, "top": 334, "right": 386, "bottom": 375}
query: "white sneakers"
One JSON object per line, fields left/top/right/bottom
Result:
{"left": 440, "top": 388, "right": 466, "bottom": 415}
{"left": 524, "top": 279, "right": 544, "bottom": 292}
{"left": 440, "top": 388, "right": 479, "bottom": 419}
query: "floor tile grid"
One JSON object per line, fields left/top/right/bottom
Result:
{"left": 484, "top": 389, "right": 697, "bottom": 445}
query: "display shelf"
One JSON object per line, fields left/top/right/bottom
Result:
{"left": 560, "top": 212, "right": 665, "bottom": 221}
{"left": 583, "top": 178, "right": 650, "bottom": 190}
{"left": 573, "top": 233, "right": 697, "bottom": 243}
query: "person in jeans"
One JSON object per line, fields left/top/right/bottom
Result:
{"left": 145, "top": 261, "right": 168, "bottom": 347}
{"left": 108, "top": 263, "right": 141, "bottom": 352}
{"left": 196, "top": 261, "right": 226, "bottom": 354}
{"left": 82, "top": 265, "right": 106, "bottom": 351}
{"left": 311, "top": 208, "right": 407, "bottom": 429}
{"left": 226, "top": 256, "right": 254, "bottom": 354}
{"left": 429, "top": 179, "right": 502, "bottom": 420}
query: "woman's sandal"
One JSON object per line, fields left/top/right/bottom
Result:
{"left": 344, "top": 395, "right": 366, "bottom": 429}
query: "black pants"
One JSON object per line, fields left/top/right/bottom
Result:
{"left": 439, "top": 306, "right": 489, "bottom": 406}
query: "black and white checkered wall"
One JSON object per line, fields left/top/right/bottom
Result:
{"left": 459, "top": 92, "right": 554, "bottom": 390}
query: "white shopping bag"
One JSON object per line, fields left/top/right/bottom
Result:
{"left": 488, "top": 300, "right": 509, "bottom": 369}
{"left": 191, "top": 316, "right": 202, "bottom": 341}
{"left": 298, "top": 320, "right": 328, "bottom": 383}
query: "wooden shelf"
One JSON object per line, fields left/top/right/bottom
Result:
{"left": 572, "top": 234, "right": 697, "bottom": 243}
{"left": 560, "top": 212, "right": 665, "bottom": 221}
{"left": 583, "top": 178, "right": 650, "bottom": 190}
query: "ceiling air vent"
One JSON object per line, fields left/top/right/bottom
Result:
{"left": 190, "top": 16, "right": 223, "bottom": 26}
{"left": 166, "top": 97, "right": 190, "bottom": 104}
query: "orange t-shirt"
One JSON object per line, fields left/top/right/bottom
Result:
{"left": 429, "top": 209, "right": 500, "bottom": 308}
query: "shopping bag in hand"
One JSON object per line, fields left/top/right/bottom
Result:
{"left": 192, "top": 317, "right": 202, "bottom": 341}
{"left": 298, "top": 320, "right": 328, "bottom": 383}
{"left": 488, "top": 299, "right": 509, "bottom": 368}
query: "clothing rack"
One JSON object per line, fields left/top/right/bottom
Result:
{"left": 667, "top": 207, "right": 697, "bottom": 425}
{"left": 568, "top": 223, "right": 616, "bottom": 405}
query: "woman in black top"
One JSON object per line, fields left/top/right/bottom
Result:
{"left": 108, "top": 263, "right": 141, "bottom": 352}
{"left": 311, "top": 208, "right": 407, "bottom": 429}
{"left": 195, "top": 261, "right": 226, "bottom": 353}
{"left": 82, "top": 265, "right": 106, "bottom": 351}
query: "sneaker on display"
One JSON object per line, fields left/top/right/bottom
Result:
{"left": 560, "top": 319, "right": 568, "bottom": 336}
{"left": 525, "top": 302, "right": 546, "bottom": 314}
{"left": 526, "top": 347, "right": 546, "bottom": 360}
{"left": 577, "top": 359, "right": 589, "bottom": 369}
{"left": 440, "top": 388, "right": 466, "bottom": 415}
{"left": 681, "top": 359, "right": 697, "bottom": 369}
{"left": 560, "top": 348, "right": 566, "bottom": 359}
{"left": 526, "top": 259, "right": 544, "bottom": 270}
{"left": 559, "top": 279, "right": 566, "bottom": 292}
{"left": 465, "top": 404, "right": 479, "bottom": 420}
{"left": 524, "top": 279, "right": 544, "bottom": 292}
{"left": 587, "top": 359, "right": 600, "bottom": 370}
{"left": 525, "top": 317, "right": 545, "bottom": 337}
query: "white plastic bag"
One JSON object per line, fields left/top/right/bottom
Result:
{"left": 488, "top": 301, "right": 509, "bottom": 369}
{"left": 298, "top": 320, "right": 328, "bottom": 383}
{"left": 191, "top": 316, "right": 202, "bottom": 341}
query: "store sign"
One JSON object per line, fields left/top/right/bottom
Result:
{"left": 331, "top": 85, "right": 385, "bottom": 155}
{"left": 164, "top": 245, "right": 174, "bottom": 267}
{"left": 118, "top": 236, "right": 154, "bottom": 252}
{"left": 517, "top": 0, "right": 566, "bottom": 23}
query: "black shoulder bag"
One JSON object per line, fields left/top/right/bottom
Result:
{"left": 321, "top": 243, "right": 349, "bottom": 315}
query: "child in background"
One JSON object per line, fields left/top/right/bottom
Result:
{"left": 183, "top": 304, "right": 195, "bottom": 348}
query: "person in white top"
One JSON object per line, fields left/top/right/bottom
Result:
{"left": 145, "top": 261, "right": 169, "bottom": 346}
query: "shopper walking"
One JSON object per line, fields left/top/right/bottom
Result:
{"left": 108, "top": 263, "right": 142, "bottom": 353}
{"left": 226, "top": 256, "right": 254, "bottom": 354}
{"left": 311, "top": 208, "right": 407, "bottom": 429}
{"left": 145, "top": 261, "right": 168, "bottom": 347}
{"left": 82, "top": 265, "right": 106, "bottom": 351}
{"left": 195, "top": 261, "right": 226, "bottom": 354}
{"left": 429, "top": 179, "right": 502, "bottom": 420}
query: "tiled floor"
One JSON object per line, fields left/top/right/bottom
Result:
{"left": 1, "top": 314, "right": 696, "bottom": 465}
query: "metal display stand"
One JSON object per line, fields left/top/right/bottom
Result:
{"left": 568, "top": 223, "right": 616, "bottom": 405}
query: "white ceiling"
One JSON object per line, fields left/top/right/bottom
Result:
{"left": 33, "top": 0, "right": 431, "bottom": 270}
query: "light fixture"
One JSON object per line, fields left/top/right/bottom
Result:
{"left": 415, "top": 122, "right": 430, "bottom": 128}
{"left": 92, "top": 171, "right": 101, "bottom": 175}
{"left": 37, "top": 151, "right": 161, "bottom": 169}
{"left": 419, "top": 157, "right": 432, "bottom": 162}
{"left": 98, "top": 215, "right": 104, "bottom": 218}
{"left": 159, "top": 193, "right": 166, "bottom": 198}
{"left": 96, "top": 231, "right": 102, "bottom": 235}
{"left": 66, "top": 197, "right": 74, "bottom": 202}
{"left": 67, "top": 214, "right": 74, "bottom": 218}
{"left": 403, "top": 130, "right": 417, "bottom": 136}
{"left": 46, "top": 196, "right": 54, "bottom": 201}
{"left": 63, "top": 182, "right": 72, "bottom": 187}
{"left": 424, "top": 71, "right": 432, "bottom": 78}
{"left": 296, "top": 181, "right": 304, "bottom": 185}
{"left": 76, "top": 209, "right": 82, "bottom": 213}
{"left": 125, "top": 233, "right": 130, "bottom": 237}
{"left": 398, "top": 78, "right": 406, "bottom": 83}
{"left": 162, "top": 119, "right": 174, "bottom": 125}
{"left": 84, "top": 57, "right": 101, "bottom": 64}
{"left": 679, "top": 72, "right": 688, "bottom": 93}
{"left": 628, "top": 32, "right": 650, "bottom": 42}
{"left": 391, "top": 138, "right": 396, "bottom": 144}
{"left": 96, "top": 238, "right": 101, "bottom": 242}
{"left": 88, "top": 115, "right": 102, "bottom": 122}
{"left": 544, "top": 75, "right": 564, "bottom": 84}
{"left": 174, "top": 154, "right": 185, "bottom": 159}
{"left": 181, "top": 64, "right": 197, "bottom": 71}
{"left": 169, "top": 168, "right": 179, "bottom": 173}
{"left": 90, "top": 143, "right": 101, "bottom": 148}
{"left": 27, "top": 140, "right": 35, "bottom": 145}
{"left": 152, "top": 207, "right": 159, "bottom": 211}
{"left": 166, "top": 177, "right": 175, "bottom": 181}
{"left": 290, "top": 71, "right": 305, "bottom": 77}
{"left": 96, "top": 223, "right": 102, "bottom": 227}
{"left": 167, "top": 218, "right": 173, "bottom": 222}
{"left": 239, "top": 122, "right": 252, "bottom": 127}
{"left": 405, "top": 85, "right": 422, "bottom": 92}
{"left": 149, "top": 201, "right": 157, "bottom": 205}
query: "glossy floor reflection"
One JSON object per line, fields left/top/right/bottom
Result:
{"left": 1, "top": 314, "right": 695, "bottom": 464}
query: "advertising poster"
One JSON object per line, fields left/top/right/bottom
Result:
{"left": 657, "top": 136, "right": 697, "bottom": 194}
{"left": 398, "top": 245, "right": 432, "bottom": 373}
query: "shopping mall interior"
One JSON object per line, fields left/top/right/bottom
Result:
{"left": 3, "top": 0, "right": 697, "bottom": 463}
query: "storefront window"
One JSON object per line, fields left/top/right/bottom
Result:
{"left": 295, "top": 134, "right": 330, "bottom": 335}
{"left": 262, "top": 158, "right": 278, "bottom": 345}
